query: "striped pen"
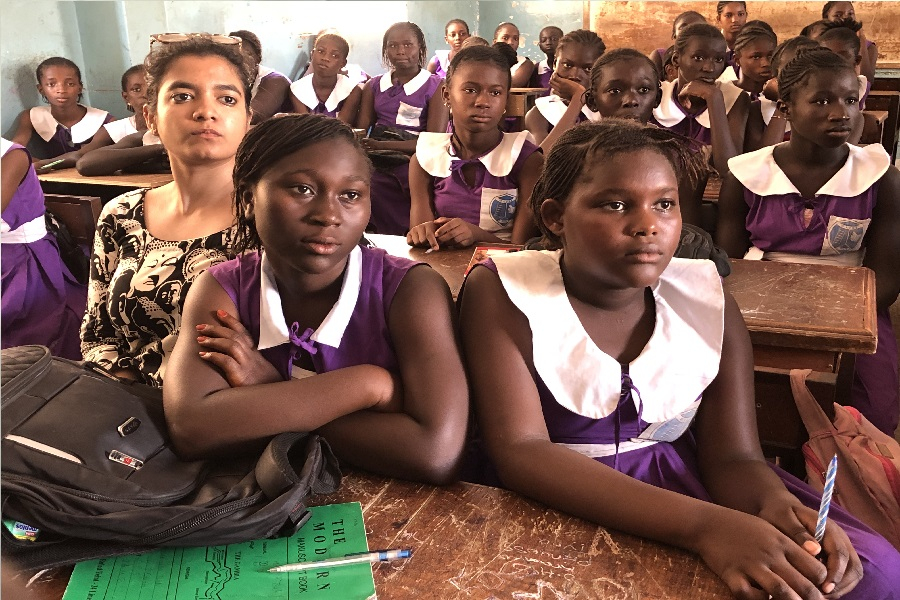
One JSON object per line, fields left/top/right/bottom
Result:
{"left": 814, "top": 454, "right": 838, "bottom": 543}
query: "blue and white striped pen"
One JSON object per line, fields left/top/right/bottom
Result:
{"left": 268, "top": 548, "right": 412, "bottom": 573}
{"left": 814, "top": 454, "right": 838, "bottom": 543}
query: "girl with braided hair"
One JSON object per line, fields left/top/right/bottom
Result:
{"left": 718, "top": 46, "right": 900, "bottom": 437}
{"left": 822, "top": 1, "right": 877, "bottom": 81}
{"left": 407, "top": 46, "right": 543, "bottom": 249}
{"left": 461, "top": 118, "right": 900, "bottom": 599}
{"left": 165, "top": 114, "right": 468, "bottom": 483}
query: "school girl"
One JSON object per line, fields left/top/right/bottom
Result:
{"left": 407, "top": 47, "right": 543, "bottom": 249}
{"left": 10, "top": 57, "right": 114, "bottom": 167}
{"left": 1, "top": 138, "right": 85, "bottom": 359}
{"left": 531, "top": 26, "right": 563, "bottom": 92}
{"left": 101, "top": 65, "right": 150, "bottom": 143}
{"left": 229, "top": 30, "right": 292, "bottom": 124}
{"left": 650, "top": 11, "right": 706, "bottom": 82}
{"left": 727, "top": 24, "right": 776, "bottom": 100}
{"left": 164, "top": 114, "right": 469, "bottom": 484}
{"left": 523, "top": 30, "right": 605, "bottom": 147}
{"left": 460, "top": 118, "right": 900, "bottom": 600}
{"left": 822, "top": 1, "right": 877, "bottom": 82}
{"left": 290, "top": 33, "right": 361, "bottom": 124}
{"left": 819, "top": 24, "right": 871, "bottom": 109}
{"left": 493, "top": 22, "right": 535, "bottom": 88}
{"left": 715, "top": 1, "right": 748, "bottom": 69}
{"left": 427, "top": 19, "right": 470, "bottom": 79}
{"left": 357, "top": 22, "right": 447, "bottom": 235}
{"left": 80, "top": 35, "right": 253, "bottom": 387}
{"left": 652, "top": 23, "right": 747, "bottom": 175}
{"left": 717, "top": 47, "right": 900, "bottom": 437}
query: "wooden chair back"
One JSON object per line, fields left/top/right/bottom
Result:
{"left": 43, "top": 194, "right": 102, "bottom": 248}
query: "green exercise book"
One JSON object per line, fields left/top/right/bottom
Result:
{"left": 62, "top": 502, "right": 376, "bottom": 600}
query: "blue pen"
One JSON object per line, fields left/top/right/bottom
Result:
{"left": 366, "top": 125, "right": 373, "bottom": 138}
{"left": 268, "top": 548, "right": 412, "bottom": 573}
{"left": 814, "top": 454, "right": 838, "bottom": 543}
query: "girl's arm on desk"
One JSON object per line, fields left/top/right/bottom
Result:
{"left": 33, "top": 127, "right": 115, "bottom": 171}
{"left": 76, "top": 131, "right": 166, "bottom": 176}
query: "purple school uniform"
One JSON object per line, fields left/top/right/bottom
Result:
{"left": 730, "top": 143, "right": 899, "bottom": 435}
{"left": 416, "top": 131, "right": 539, "bottom": 241}
{"left": 530, "top": 59, "right": 552, "bottom": 96}
{"left": 253, "top": 67, "right": 293, "bottom": 113}
{"left": 28, "top": 105, "right": 113, "bottom": 159}
{"left": 651, "top": 80, "right": 713, "bottom": 145}
{"left": 466, "top": 251, "right": 900, "bottom": 599}
{"left": 208, "top": 246, "right": 420, "bottom": 379}
{"left": 289, "top": 73, "right": 356, "bottom": 118}
{"left": 431, "top": 50, "right": 450, "bottom": 79}
{"left": 0, "top": 140, "right": 85, "bottom": 359}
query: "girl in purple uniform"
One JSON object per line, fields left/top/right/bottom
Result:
{"left": 461, "top": 119, "right": 900, "bottom": 600}
{"left": 822, "top": 1, "right": 877, "bottom": 82}
{"left": 649, "top": 11, "right": 706, "bottom": 83}
{"left": 427, "top": 19, "right": 470, "bottom": 79}
{"left": 530, "top": 26, "right": 563, "bottom": 93}
{"left": 1, "top": 138, "right": 86, "bottom": 359}
{"left": 717, "top": 47, "right": 900, "bottom": 437}
{"left": 652, "top": 23, "right": 747, "bottom": 176}
{"left": 715, "top": 1, "right": 748, "bottom": 69}
{"left": 493, "top": 22, "right": 535, "bottom": 88}
{"left": 290, "top": 33, "right": 361, "bottom": 124}
{"left": 11, "top": 57, "right": 113, "bottom": 168}
{"left": 408, "top": 47, "right": 544, "bottom": 249}
{"left": 357, "top": 22, "right": 448, "bottom": 235}
{"left": 165, "top": 114, "right": 469, "bottom": 484}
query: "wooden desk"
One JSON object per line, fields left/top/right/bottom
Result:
{"left": 38, "top": 168, "right": 173, "bottom": 203}
{"left": 507, "top": 87, "right": 546, "bottom": 131}
{"left": 14, "top": 471, "right": 732, "bottom": 600}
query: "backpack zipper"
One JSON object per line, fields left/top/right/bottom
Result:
{"left": 136, "top": 492, "right": 265, "bottom": 545}
{"left": 2, "top": 473, "right": 199, "bottom": 506}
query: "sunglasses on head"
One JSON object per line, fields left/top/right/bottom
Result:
{"left": 150, "top": 33, "right": 242, "bottom": 52}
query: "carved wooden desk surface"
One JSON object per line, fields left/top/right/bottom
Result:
{"left": 37, "top": 168, "right": 173, "bottom": 190}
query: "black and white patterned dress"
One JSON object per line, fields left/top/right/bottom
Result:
{"left": 80, "top": 189, "right": 235, "bottom": 387}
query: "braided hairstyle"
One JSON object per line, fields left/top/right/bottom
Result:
{"left": 530, "top": 120, "right": 704, "bottom": 249}
{"left": 674, "top": 23, "right": 726, "bottom": 59}
{"left": 777, "top": 45, "right": 856, "bottom": 104}
{"left": 381, "top": 22, "right": 428, "bottom": 70}
{"left": 36, "top": 57, "right": 84, "bottom": 102}
{"left": 819, "top": 24, "right": 862, "bottom": 60}
{"left": 799, "top": 20, "right": 830, "bottom": 39}
{"left": 716, "top": 1, "right": 747, "bottom": 15}
{"left": 585, "top": 48, "right": 660, "bottom": 113}
{"left": 733, "top": 23, "right": 777, "bottom": 56}
{"left": 232, "top": 114, "right": 372, "bottom": 254}
{"left": 771, "top": 36, "right": 819, "bottom": 76}
{"left": 554, "top": 29, "right": 606, "bottom": 69}
{"left": 314, "top": 33, "right": 350, "bottom": 60}
{"left": 672, "top": 11, "right": 706, "bottom": 38}
{"left": 447, "top": 45, "right": 511, "bottom": 89}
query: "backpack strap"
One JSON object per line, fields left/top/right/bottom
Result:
{"left": 790, "top": 369, "right": 835, "bottom": 436}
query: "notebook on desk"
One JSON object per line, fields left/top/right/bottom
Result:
{"left": 61, "top": 503, "right": 376, "bottom": 600}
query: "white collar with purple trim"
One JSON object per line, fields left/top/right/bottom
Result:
{"left": 290, "top": 73, "right": 356, "bottom": 112}
{"left": 653, "top": 79, "right": 712, "bottom": 129}
{"left": 379, "top": 68, "right": 431, "bottom": 95}
{"left": 535, "top": 94, "right": 600, "bottom": 126}
{"left": 415, "top": 130, "right": 533, "bottom": 178}
{"left": 29, "top": 105, "right": 109, "bottom": 143}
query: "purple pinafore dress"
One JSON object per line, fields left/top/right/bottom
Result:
{"left": 431, "top": 50, "right": 451, "bottom": 79}
{"left": 729, "top": 143, "right": 899, "bottom": 435}
{"left": 531, "top": 58, "right": 552, "bottom": 96}
{"left": 0, "top": 140, "right": 86, "bottom": 358}
{"left": 289, "top": 73, "right": 357, "bottom": 118}
{"left": 208, "top": 246, "right": 420, "bottom": 379}
{"left": 651, "top": 80, "right": 713, "bottom": 145}
{"left": 533, "top": 93, "right": 600, "bottom": 133}
{"left": 28, "top": 105, "right": 113, "bottom": 158}
{"left": 414, "top": 131, "right": 539, "bottom": 241}
{"left": 368, "top": 70, "right": 443, "bottom": 236}
{"left": 469, "top": 250, "right": 900, "bottom": 599}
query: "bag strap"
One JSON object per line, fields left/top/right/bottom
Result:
{"left": 255, "top": 432, "right": 341, "bottom": 500}
{"left": 789, "top": 369, "right": 834, "bottom": 436}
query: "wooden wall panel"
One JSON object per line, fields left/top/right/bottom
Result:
{"left": 587, "top": 1, "right": 900, "bottom": 68}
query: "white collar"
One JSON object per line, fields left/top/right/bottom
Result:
{"left": 379, "top": 69, "right": 431, "bottom": 95}
{"left": 510, "top": 54, "right": 527, "bottom": 75}
{"left": 142, "top": 131, "right": 162, "bottom": 146}
{"left": 758, "top": 96, "right": 791, "bottom": 132}
{"left": 1, "top": 138, "right": 13, "bottom": 157}
{"left": 257, "top": 246, "right": 362, "bottom": 351}
{"left": 535, "top": 94, "right": 601, "bottom": 126}
{"left": 30, "top": 105, "right": 108, "bottom": 143}
{"left": 653, "top": 79, "right": 711, "bottom": 129}
{"left": 290, "top": 74, "right": 356, "bottom": 112}
{"left": 251, "top": 65, "right": 276, "bottom": 98}
{"left": 717, "top": 65, "right": 738, "bottom": 83}
{"left": 728, "top": 143, "right": 890, "bottom": 197}
{"left": 537, "top": 58, "right": 551, "bottom": 75}
{"left": 415, "top": 130, "right": 532, "bottom": 178}
{"left": 492, "top": 251, "right": 724, "bottom": 423}
{"left": 718, "top": 80, "right": 745, "bottom": 115}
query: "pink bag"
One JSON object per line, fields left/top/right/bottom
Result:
{"left": 790, "top": 369, "right": 900, "bottom": 550}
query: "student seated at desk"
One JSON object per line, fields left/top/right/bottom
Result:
{"left": 650, "top": 11, "right": 707, "bottom": 83}
{"left": 10, "top": 57, "right": 114, "bottom": 169}
{"left": 460, "top": 119, "right": 900, "bottom": 600}
{"left": 1, "top": 138, "right": 85, "bottom": 359}
{"left": 530, "top": 25, "right": 563, "bottom": 93}
{"left": 229, "top": 30, "right": 292, "bottom": 124}
{"left": 289, "top": 33, "right": 361, "bottom": 124}
{"left": 165, "top": 115, "right": 468, "bottom": 484}
{"left": 493, "top": 22, "right": 534, "bottom": 88}
{"left": 822, "top": 1, "right": 877, "bottom": 83}
{"left": 80, "top": 35, "right": 253, "bottom": 387}
{"left": 716, "top": 48, "right": 900, "bottom": 437}
{"left": 818, "top": 23, "right": 871, "bottom": 109}
{"left": 408, "top": 47, "right": 543, "bottom": 249}
{"left": 426, "top": 19, "right": 470, "bottom": 79}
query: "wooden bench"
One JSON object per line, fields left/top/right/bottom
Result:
{"left": 43, "top": 194, "right": 101, "bottom": 248}
{"left": 864, "top": 90, "right": 900, "bottom": 161}
{"left": 861, "top": 109, "right": 888, "bottom": 146}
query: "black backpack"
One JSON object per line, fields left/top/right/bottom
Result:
{"left": 0, "top": 345, "right": 342, "bottom": 570}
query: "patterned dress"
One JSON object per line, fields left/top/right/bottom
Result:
{"left": 80, "top": 189, "right": 234, "bottom": 387}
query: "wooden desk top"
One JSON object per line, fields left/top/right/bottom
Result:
{"left": 12, "top": 471, "right": 731, "bottom": 599}
{"left": 510, "top": 87, "right": 547, "bottom": 94}
{"left": 38, "top": 168, "right": 173, "bottom": 189}
{"left": 703, "top": 174, "right": 722, "bottom": 201}
{"left": 724, "top": 259, "right": 877, "bottom": 354}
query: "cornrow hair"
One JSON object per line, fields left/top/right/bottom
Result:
{"left": 717, "top": 1, "right": 746, "bottom": 15}
{"left": 799, "top": 20, "right": 830, "bottom": 39}
{"left": 494, "top": 22, "right": 519, "bottom": 38}
{"left": 447, "top": 45, "right": 511, "bottom": 89}
{"left": 530, "top": 120, "right": 704, "bottom": 249}
{"left": 586, "top": 48, "right": 660, "bottom": 111}
{"left": 777, "top": 45, "right": 855, "bottom": 104}
{"left": 232, "top": 114, "right": 372, "bottom": 254}
{"left": 315, "top": 33, "right": 350, "bottom": 60}
{"left": 771, "top": 36, "right": 819, "bottom": 75}
{"left": 36, "top": 56, "right": 82, "bottom": 86}
{"left": 381, "top": 22, "right": 428, "bottom": 70}
{"left": 445, "top": 19, "right": 470, "bottom": 35}
{"left": 675, "top": 23, "right": 725, "bottom": 57}
{"left": 672, "top": 11, "right": 706, "bottom": 38}
{"left": 733, "top": 24, "right": 777, "bottom": 55}
{"left": 819, "top": 24, "right": 862, "bottom": 58}
{"left": 554, "top": 29, "right": 606, "bottom": 67}
{"left": 743, "top": 20, "right": 775, "bottom": 35}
